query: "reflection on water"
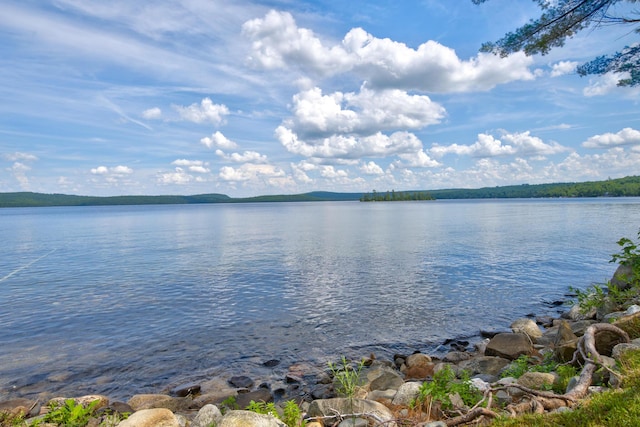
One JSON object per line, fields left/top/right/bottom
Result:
{"left": 0, "top": 198, "right": 639, "bottom": 400}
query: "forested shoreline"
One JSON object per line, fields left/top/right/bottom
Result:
{"left": 1, "top": 175, "right": 639, "bottom": 208}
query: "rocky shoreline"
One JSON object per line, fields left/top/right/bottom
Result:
{"left": 2, "top": 264, "right": 640, "bottom": 426}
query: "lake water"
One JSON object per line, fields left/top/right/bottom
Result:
{"left": 1, "top": 198, "right": 639, "bottom": 401}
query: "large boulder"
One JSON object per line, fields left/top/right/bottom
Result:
{"left": 118, "top": 408, "right": 180, "bottom": 427}
{"left": 610, "top": 264, "right": 636, "bottom": 291}
{"left": 365, "top": 365, "right": 404, "bottom": 392}
{"left": 511, "top": 318, "right": 543, "bottom": 341}
{"left": 218, "top": 410, "right": 286, "bottom": 427}
{"left": 402, "top": 353, "right": 434, "bottom": 379}
{"left": 308, "top": 398, "right": 395, "bottom": 426}
{"left": 391, "top": 382, "right": 422, "bottom": 407}
{"left": 485, "top": 333, "right": 535, "bottom": 360}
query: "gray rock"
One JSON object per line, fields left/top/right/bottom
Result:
{"left": 443, "top": 351, "right": 471, "bottom": 363}
{"left": 338, "top": 418, "right": 368, "bottom": 427}
{"left": 458, "top": 356, "right": 510, "bottom": 377}
{"left": 219, "top": 410, "right": 286, "bottom": 427}
{"left": 516, "top": 372, "right": 556, "bottom": 390}
{"left": 366, "top": 389, "right": 397, "bottom": 401}
{"left": 128, "top": 394, "right": 181, "bottom": 412}
{"left": 611, "top": 264, "right": 634, "bottom": 291}
{"left": 192, "top": 404, "right": 223, "bottom": 427}
{"left": 612, "top": 342, "right": 640, "bottom": 360}
{"left": 367, "top": 367, "right": 404, "bottom": 392}
{"left": 510, "top": 318, "right": 543, "bottom": 340}
{"left": 485, "top": 333, "right": 534, "bottom": 360}
{"left": 171, "top": 382, "right": 201, "bottom": 397}
{"left": 118, "top": 408, "right": 180, "bottom": 427}
{"left": 235, "top": 388, "right": 273, "bottom": 409}
{"left": 229, "top": 376, "right": 255, "bottom": 389}
{"left": 391, "top": 382, "right": 422, "bottom": 407}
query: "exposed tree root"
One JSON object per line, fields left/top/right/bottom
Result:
{"left": 444, "top": 323, "right": 630, "bottom": 426}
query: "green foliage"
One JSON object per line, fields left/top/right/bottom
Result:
{"left": 0, "top": 411, "right": 27, "bottom": 427}
{"left": 40, "top": 398, "right": 100, "bottom": 427}
{"left": 413, "top": 366, "right": 483, "bottom": 412}
{"left": 554, "top": 364, "right": 578, "bottom": 394}
{"left": 219, "top": 396, "right": 239, "bottom": 414}
{"left": 245, "top": 400, "right": 306, "bottom": 427}
{"left": 360, "top": 190, "right": 434, "bottom": 202}
{"left": 570, "top": 229, "right": 640, "bottom": 313}
{"left": 281, "top": 400, "right": 306, "bottom": 427}
{"left": 328, "top": 356, "right": 365, "bottom": 398}
{"left": 491, "top": 350, "right": 640, "bottom": 426}
{"left": 472, "top": 0, "right": 640, "bottom": 87}
{"left": 245, "top": 400, "right": 279, "bottom": 418}
{"left": 500, "top": 355, "right": 533, "bottom": 379}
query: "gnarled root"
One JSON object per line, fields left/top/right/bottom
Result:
{"left": 445, "top": 323, "right": 630, "bottom": 426}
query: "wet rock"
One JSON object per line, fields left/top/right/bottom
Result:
{"left": 234, "top": 388, "right": 273, "bottom": 409}
{"left": 118, "top": 408, "right": 180, "bottom": 427}
{"left": 263, "top": 359, "right": 280, "bottom": 368}
{"left": 219, "top": 410, "right": 286, "bottom": 427}
{"left": 310, "top": 383, "right": 333, "bottom": 400}
{"left": 171, "top": 382, "right": 201, "bottom": 397}
{"left": 105, "top": 401, "right": 133, "bottom": 415}
{"left": 485, "top": 333, "right": 535, "bottom": 360}
{"left": 229, "top": 375, "right": 255, "bottom": 389}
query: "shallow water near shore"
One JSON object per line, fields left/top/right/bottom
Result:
{"left": 1, "top": 198, "right": 639, "bottom": 401}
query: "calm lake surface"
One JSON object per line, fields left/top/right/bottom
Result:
{"left": 1, "top": 198, "right": 639, "bottom": 400}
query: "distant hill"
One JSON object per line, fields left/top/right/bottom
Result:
{"left": 0, "top": 175, "right": 638, "bottom": 208}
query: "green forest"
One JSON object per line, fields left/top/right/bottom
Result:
{"left": 1, "top": 175, "right": 639, "bottom": 208}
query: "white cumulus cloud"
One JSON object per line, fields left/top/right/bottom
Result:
{"left": 243, "top": 10, "right": 536, "bottom": 93}
{"left": 215, "top": 150, "right": 268, "bottom": 163}
{"left": 582, "top": 127, "right": 640, "bottom": 149}
{"left": 172, "top": 159, "right": 211, "bottom": 173}
{"left": 142, "top": 107, "right": 162, "bottom": 119}
{"left": 550, "top": 61, "right": 578, "bottom": 77}
{"left": 201, "top": 131, "right": 238, "bottom": 149}
{"left": 174, "top": 97, "right": 229, "bottom": 124}
{"left": 430, "top": 131, "right": 568, "bottom": 159}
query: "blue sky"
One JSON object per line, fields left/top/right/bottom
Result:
{"left": 1, "top": 0, "right": 639, "bottom": 197}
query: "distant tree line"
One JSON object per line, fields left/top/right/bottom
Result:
{"left": 429, "top": 176, "right": 640, "bottom": 199}
{"left": 1, "top": 176, "right": 639, "bottom": 208}
{"left": 360, "top": 190, "right": 434, "bottom": 202}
